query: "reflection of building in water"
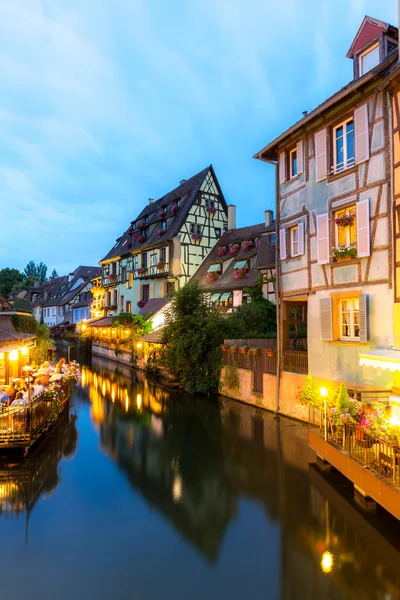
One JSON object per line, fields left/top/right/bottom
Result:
{"left": 0, "top": 412, "right": 78, "bottom": 525}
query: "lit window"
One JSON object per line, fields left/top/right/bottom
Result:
{"left": 359, "top": 43, "right": 380, "bottom": 76}
{"left": 335, "top": 206, "right": 356, "bottom": 248}
{"left": 290, "top": 148, "right": 298, "bottom": 178}
{"left": 215, "top": 227, "right": 221, "bottom": 238}
{"left": 340, "top": 298, "right": 360, "bottom": 340}
{"left": 290, "top": 226, "right": 299, "bottom": 257}
{"left": 334, "top": 119, "right": 354, "bottom": 172}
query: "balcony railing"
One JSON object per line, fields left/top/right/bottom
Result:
{"left": 136, "top": 264, "right": 170, "bottom": 279}
{"left": 282, "top": 350, "right": 308, "bottom": 374}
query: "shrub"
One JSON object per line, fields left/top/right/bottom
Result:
{"left": 12, "top": 314, "right": 37, "bottom": 334}
{"left": 296, "top": 374, "right": 320, "bottom": 407}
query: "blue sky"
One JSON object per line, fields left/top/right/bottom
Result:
{"left": 0, "top": 0, "right": 397, "bottom": 275}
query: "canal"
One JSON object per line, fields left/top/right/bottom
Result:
{"left": 0, "top": 355, "right": 400, "bottom": 599}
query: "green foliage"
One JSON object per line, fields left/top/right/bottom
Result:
{"left": 0, "top": 268, "right": 23, "bottom": 297}
{"left": 112, "top": 312, "right": 152, "bottom": 335}
{"left": 30, "top": 324, "right": 54, "bottom": 365}
{"left": 221, "top": 364, "right": 240, "bottom": 392}
{"left": 226, "top": 298, "right": 276, "bottom": 338}
{"left": 145, "top": 350, "right": 161, "bottom": 376}
{"left": 11, "top": 314, "right": 38, "bottom": 333}
{"left": 162, "top": 282, "right": 230, "bottom": 394}
{"left": 336, "top": 382, "right": 350, "bottom": 411}
{"left": 11, "top": 274, "right": 36, "bottom": 294}
{"left": 50, "top": 269, "right": 59, "bottom": 278}
{"left": 23, "top": 261, "right": 47, "bottom": 282}
{"left": 296, "top": 373, "right": 320, "bottom": 407}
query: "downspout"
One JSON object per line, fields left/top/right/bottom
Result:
{"left": 257, "top": 154, "right": 281, "bottom": 413}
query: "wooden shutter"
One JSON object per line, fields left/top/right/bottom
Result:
{"left": 356, "top": 198, "right": 370, "bottom": 257}
{"left": 320, "top": 298, "right": 333, "bottom": 341}
{"left": 279, "top": 152, "right": 286, "bottom": 184}
{"left": 316, "top": 213, "right": 329, "bottom": 264}
{"left": 279, "top": 228, "right": 287, "bottom": 260}
{"left": 315, "top": 128, "right": 327, "bottom": 182}
{"left": 359, "top": 295, "right": 368, "bottom": 342}
{"left": 355, "top": 103, "right": 369, "bottom": 164}
{"left": 297, "top": 221, "right": 304, "bottom": 255}
{"left": 297, "top": 140, "right": 304, "bottom": 174}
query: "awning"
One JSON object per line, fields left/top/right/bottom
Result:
{"left": 360, "top": 348, "right": 400, "bottom": 371}
{"left": 220, "top": 292, "right": 231, "bottom": 301}
{"left": 208, "top": 264, "right": 221, "bottom": 272}
{"left": 234, "top": 260, "right": 247, "bottom": 269}
{"left": 211, "top": 294, "right": 221, "bottom": 303}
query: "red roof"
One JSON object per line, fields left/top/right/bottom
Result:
{"left": 347, "top": 16, "right": 389, "bottom": 58}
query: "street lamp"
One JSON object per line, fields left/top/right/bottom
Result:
{"left": 321, "top": 551, "right": 334, "bottom": 574}
{"left": 320, "top": 387, "right": 328, "bottom": 441}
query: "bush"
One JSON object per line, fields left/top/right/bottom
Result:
{"left": 296, "top": 373, "right": 320, "bottom": 407}
{"left": 11, "top": 314, "right": 37, "bottom": 333}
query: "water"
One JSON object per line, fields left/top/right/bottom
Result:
{"left": 0, "top": 355, "right": 400, "bottom": 599}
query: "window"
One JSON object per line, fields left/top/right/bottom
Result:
{"left": 141, "top": 253, "right": 147, "bottom": 268}
{"left": 165, "top": 282, "right": 175, "bottom": 297}
{"left": 340, "top": 298, "right": 360, "bottom": 340}
{"left": 127, "top": 271, "right": 134, "bottom": 289}
{"left": 290, "top": 148, "right": 298, "bottom": 178}
{"left": 159, "top": 247, "right": 166, "bottom": 263}
{"left": 113, "top": 289, "right": 118, "bottom": 306}
{"left": 161, "top": 220, "right": 167, "bottom": 232}
{"left": 335, "top": 206, "right": 356, "bottom": 248}
{"left": 387, "top": 39, "right": 398, "bottom": 56}
{"left": 126, "top": 300, "right": 131, "bottom": 313}
{"left": 190, "top": 223, "right": 202, "bottom": 234}
{"left": 141, "top": 227, "right": 149, "bottom": 237}
{"left": 141, "top": 285, "right": 150, "bottom": 301}
{"left": 268, "top": 233, "right": 277, "bottom": 245}
{"left": 120, "top": 295, "right": 124, "bottom": 312}
{"left": 219, "top": 292, "right": 233, "bottom": 308}
{"left": 112, "top": 263, "right": 117, "bottom": 275}
{"left": 215, "top": 227, "right": 221, "bottom": 238}
{"left": 334, "top": 118, "right": 355, "bottom": 172}
{"left": 121, "top": 267, "right": 127, "bottom": 283}
{"left": 359, "top": 43, "right": 379, "bottom": 76}
{"left": 206, "top": 200, "right": 215, "bottom": 209}
{"left": 52, "top": 308, "right": 56, "bottom": 316}
{"left": 208, "top": 263, "right": 221, "bottom": 275}
{"left": 290, "top": 226, "right": 299, "bottom": 257}
{"left": 150, "top": 253, "right": 157, "bottom": 266}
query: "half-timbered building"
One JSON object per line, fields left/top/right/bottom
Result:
{"left": 99, "top": 166, "right": 228, "bottom": 315}
{"left": 255, "top": 16, "right": 399, "bottom": 399}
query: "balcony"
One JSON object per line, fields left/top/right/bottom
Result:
{"left": 136, "top": 264, "right": 170, "bottom": 279}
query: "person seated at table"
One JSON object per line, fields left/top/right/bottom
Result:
{"left": 31, "top": 383, "right": 45, "bottom": 397}
{"left": 0, "top": 389, "right": 9, "bottom": 405}
{"left": 56, "top": 358, "right": 67, "bottom": 373}
{"left": 34, "top": 375, "right": 48, "bottom": 387}
{"left": 11, "top": 392, "right": 28, "bottom": 406}
{"left": 5, "top": 381, "right": 17, "bottom": 401}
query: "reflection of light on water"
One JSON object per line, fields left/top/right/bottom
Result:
{"left": 321, "top": 551, "right": 334, "bottom": 573}
{"left": 81, "top": 369, "right": 86, "bottom": 387}
{"left": 111, "top": 387, "right": 115, "bottom": 402}
{"left": 172, "top": 475, "right": 182, "bottom": 502}
{"left": 136, "top": 394, "right": 142, "bottom": 410}
{"left": 125, "top": 396, "right": 129, "bottom": 412}
{"left": 102, "top": 382, "right": 106, "bottom": 396}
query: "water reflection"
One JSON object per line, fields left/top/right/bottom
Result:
{"left": 82, "top": 358, "right": 400, "bottom": 598}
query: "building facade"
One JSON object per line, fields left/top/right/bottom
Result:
{"left": 255, "top": 16, "right": 399, "bottom": 396}
{"left": 99, "top": 166, "right": 228, "bottom": 316}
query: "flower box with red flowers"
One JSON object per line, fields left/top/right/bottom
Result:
{"left": 158, "top": 209, "right": 167, "bottom": 218}
{"left": 206, "top": 206, "right": 216, "bottom": 215}
{"left": 217, "top": 246, "right": 228, "bottom": 257}
{"left": 137, "top": 267, "right": 147, "bottom": 275}
{"left": 137, "top": 300, "right": 147, "bottom": 308}
{"left": 207, "top": 271, "right": 220, "bottom": 282}
{"left": 241, "top": 240, "right": 254, "bottom": 252}
{"left": 171, "top": 203, "right": 179, "bottom": 214}
{"left": 157, "top": 228, "right": 165, "bottom": 237}
{"left": 239, "top": 346, "right": 249, "bottom": 354}
{"left": 335, "top": 214, "right": 355, "bottom": 227}
{"left": 137, "top": 234, "right": 147, "bottom": 243}
{"left": 108, "top": 274, "right": 117, "bottom": 281}
{"left": 191, "top": 233, "right": 202, "bottom": 242}
{"left": 229, "top": 243, "right": 240, "bottom": 255}
{"left": 266, "top": 347, "right": 276, "bottom": 357}
{"left": 156, "top": 262, "right": 166, "bottom": 271}
{"left": 233, "top": 267, "right": 247, "bottom": 280}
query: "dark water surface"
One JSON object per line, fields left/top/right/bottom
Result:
{"left": 0, "top": 355, "right": 400, "bottom": 599}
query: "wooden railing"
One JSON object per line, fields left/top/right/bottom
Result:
{"left": 282, "top": 350, "right": 308, "bottom": 374}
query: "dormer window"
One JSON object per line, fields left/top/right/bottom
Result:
{"left": 359, "top": 42, "right": 379, "bottom": 76}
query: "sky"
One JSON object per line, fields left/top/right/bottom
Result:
{"left": 0, "top": 0, "right": 398, "bottom": 275}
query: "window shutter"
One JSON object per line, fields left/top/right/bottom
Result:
{"left": 279, "top": 152, "right": 286, "bottom": 184}
{"left": 359, "top": 295, "right": 368, "bottom": 343}
{"left": 297, "top": 140, "right": 304, "bottom": 174}
{"left": 320, "top": 298, "right": 333, "bottom": 341}
{"left": 315, "top": 128, "right": 327, "bottom": 182}
{"left": 355, "top": 103, "right": 369, "bottom": 164}
{"left": 316, "top": 213, "right": 329, "bottom": 264}
{"left": 297, "top": 221, "right": 304, "bottom": 255}
{"left": 279, "top": 228, "right": 287, "bottom": 260}
{"left": 356, "top": 198, "right": 370, "bottom": 257}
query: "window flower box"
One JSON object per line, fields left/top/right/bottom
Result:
{"left": 158, "top": 209, "right": 167, "bottom": 218}
{"left": 239, "top": 345, "right": 249, "bottom": 354}
{"left": 137, "top": 300, "right": 147, "bottom": 308}
{"left": 228, "top": 345, "right": 239, "bottom": 353}
{"left": 335, "top": 214, "right": 355, "bottom": 227}
{"left": 157, "top": 228, "right": 165, "bottom": 237}
{"left": 137, "top": 267, "right": 147, "bottom": 275}
{"left": 217, "top": 246, "right": 228, "bottom": 257}
{"left": 241, "top": 240, "right": 254, "bottom": 252}
{"left": 191, "top": 233, "right": 202, "bottom": 242}
{"left": 229, "top": 243, "right": 240, "bottom": 255}
{"left": 171, "top": 203, "right": 179, "bottom": 214}
{"left": 207, "top": 271, "right": 219, "bottom": 281}
{"left": 233, "top": 267, "right": 247, "bottom": 280}
{"left": 248, "top": 347, "right": 261, "bottom": 357}
{"left": 206, "top": 206, "right": 216, "bottom": 215}
{"left": 138, "top": 234, "right": 147, "bottom": 244}
{"left": 332, "top": 246, "right": 357, "bottom": 262}
{"left": 266, "top": 348, "right": 276, "bottom": 357}
{"left": 221, "top": 344, "right": 229, "bottom": 352}
{"left": 156, "top": 262, "right": 166, "bottom": 271}
{"left": 108, "top": 274, "right": 116, "bottom": 281}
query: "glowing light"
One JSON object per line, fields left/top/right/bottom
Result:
{"left": 81, "top": 370, "right": 86, "bottom": 387}
{"left": 125, "top": 396, "right": 129, "bottom": 412}
{"left": 81, "top": 324, "right": 87, "bottom": 331}
{"left": 102, "top": 382, "right": 106, "bottom": 396}
{"left": 9, "top": 350, "right": 18, "bottom": 361}
{"left": 172, "top": 475, "right": 182, "bottom": 502}
{"left": 321, "top": 551, "right": 334, "bottom": 573}
{"left": 136, "top": 342, "right": 143, "bottom": 349}
{"left": 111, "top": 387, "right": 116, "bottom": 402}
{"left": 21, "top": 347, "right": 28, "bottom": 356}
{"left": 136, "top": 394, "right": 142, "bottom": 409}
{"left": 390, "top": 415, "right": 400, "bottom": 426}
{"left": 320, "top": 387, "right": 328, "bottom": 398}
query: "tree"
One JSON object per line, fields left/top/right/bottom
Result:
{"left": 227, "top": 280, "right": 276, "bottom": 338}
{"left": 162, "top": 282, "right": 230, "bottom": 394}
{"left": 31, "top": 324, "right": 54, "bottom": 365}
{"left": 23, "top": 261, "right": 37, "bottom": 279}
{"left": 23, "top": 261, "right": 47, "bottom": 283}
{"left": 0, "top": 268, "right": 23, "bottom": 297}
{"left": 50, "top": 269, "right": 59, "bottom": 279}
{"left": 11, "top": 274, "right": 36, "bottom": 294}
{"left": 111, "top": 313, "right": 152, "bottom": 362}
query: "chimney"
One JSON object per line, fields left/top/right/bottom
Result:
{"left": 227, "top": 204, "right": 236, "bottom": 230}
{"left": 149, "top": 198, "right": 154, "bottom": 204}
{"left": 180, "top": 179, "right": 187, "bottom": 185}
{"left": 302, "top": 110, "right": 308, "bottom": 118}
{"left": 33, "top": 279, "right": 40, "bottom": 288}
{"left": 68, "top": 273, "right": 74, "bottom": 282}
{"left": 264, "top": 209, "right": 273, "bottom": 227}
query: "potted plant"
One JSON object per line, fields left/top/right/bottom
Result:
{"left": 242, "top": 240, "right": 254, "bottom": 252}
{"left": 137, "top": 300, "right": 147, "bottom": 308}
{"left": 108, "top": 274, "right": 116, "bottom": 281}
{"left": 266, "top": 347, "right": 276, "bottom": 357}
{"left": 158, "top": 208, "right": 167, "bottom": 218}
{"left": 157, "top": 228, "right": 165, "bottom": 237}
{"left": 229, "top": 345, "right": 239, "bottom": 354}
{"left": 171, "top": 203, "right": 179, "bottom": 214}
{"left": 221, "top": 344, "right": 229, "bottom": 352}
{"left": 207, "top": 206, "right": 216, "bottom": 215}
{"left": 191, "top": 232, "right": 202, "bottom": 242}
{"left": 248, "top": 347, "right": 261, "bottom": 357}
{"left": 332, "top": 246, "right": 357, "bottom": 262}
{"left": 335, "top": 214, "right": 355, "bottom": 227}
{"left": 233, "top": 267, "right": 247, "bottom": 280}
{"left": 138, "top": 234, "right": 147, "bottom": 244}
{"left": 137, "top": 267, "right": 147, "bottom": 275}
{"left": 217, "top": 246, "right": 228, "bottom": 257}
{"left": 207, "top": 271, "right": 220, "bottom": 281}
{"left": 156, "top": 261, "right": 166, "bottom": 271}
{"left": 229, "top": 243, "right": 240, "bottom": 255}
{"left": 239, "top": 345, "right": 249, "bottom": 354}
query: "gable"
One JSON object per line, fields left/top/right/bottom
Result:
{"left": 347, "top": 17, "right": 388, "bottom": 58}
